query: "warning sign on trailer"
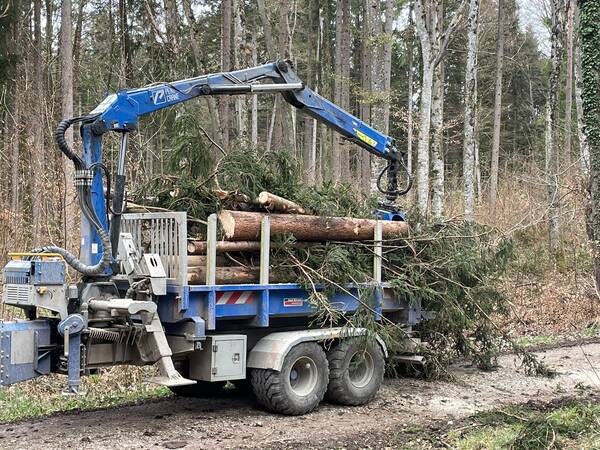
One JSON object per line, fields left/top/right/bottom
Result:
{"left": 283, "top": 298, "right": 304, "bottom": 307}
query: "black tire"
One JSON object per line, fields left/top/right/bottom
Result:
{"left": 251, "top": 342, "right": 329, "bottom": 415}
{"left": 326, "top": 338, "right": 385, "bottom": 406}
{"left": 169, "top": 380, "right": 227, "bottom": 397}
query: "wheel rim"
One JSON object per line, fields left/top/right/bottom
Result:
{"left": 289, "top": 356, "right": 318, "bottom": 396}
{"left": 348, "top": 350, "right": 374, "bottom": 389}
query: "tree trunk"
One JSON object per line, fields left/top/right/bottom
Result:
{"left": 564, "top": 0, "right": 574, "bottom": 167}
{"left": 488, "top": 0, "right": 504, "bottom": 222}
{"left": 574, "top": 2, "right": 589, "bottom": 175}
{"left": 61, "top": 0, "right": 76, "bottom": 250}
{"left": 164, "top": 0, "right": 179, "bottom": 51}
{"left": 462, "top": 0, "right": 479, "bottom": 223}
{"left": 578, "top": 0, "right": 600, "bottom": 291}
{"left": 233, "top": 0, "right": 247, "bottom": 142}
{"left": 32, "top": 0, "right": 45, "bottom": 243}
{"left": 251, "top": 31, "right": 259, "bottom": 147}
{"left": 331, "top": 0, "right": 345, "bottom": 183}
{"left": 370, "top": 0, "right": 394, "bottom": 191}
{"left": 182, "top": 0, "right": 223, "bottom": 150}
{"left": 431, "top": 60, "right": 445, "bottom": 220}
{"left": 406, "top": 3, "right": 415, "bottom": 186}
{"left": 220, "top": 0, "right": 232, "bottom": 148}
{"left": 546, "top": 0, "right": 565, "bottom": 253}
{"left": 360, "top": 0, "right": 373, "bottom": 197}
{"left": 218, "top": 210, "right": 409, "bottom": 241}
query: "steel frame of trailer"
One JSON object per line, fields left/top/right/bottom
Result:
{"left": 120, "top": 212, "right": 420, "bottom": 338}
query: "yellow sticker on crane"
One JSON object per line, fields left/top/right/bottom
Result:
{"left": 354, "top": 129, "right": 377, "bottom": 147}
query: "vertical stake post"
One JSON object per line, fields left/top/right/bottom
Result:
{"left": 260, "top": 216, "right": 270, "bottom": 284}
{"left": 206, "top": 214, "right": 217, "bottom": 285}
{"left": 373, "top": 221, "right": 383, "bottom": 283}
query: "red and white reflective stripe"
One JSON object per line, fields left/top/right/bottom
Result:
{"left": 216, "top": 291, "right": 257, "bottom": 305}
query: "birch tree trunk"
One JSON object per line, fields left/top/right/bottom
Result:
{"left": 233, "top": 0, "right": 247, "bottom": 142}
{"left": 406, "top": 3, "right": 415, "bottom": 184}
{"left": 574, "top": 3, "right": 589, "bottom": 175}
{"left": 462, "top": 0, "right": 479, "bottom": 223}
{"left": 488, "top": 0, "right": 504, "bottom": 221}
{"left": 546, "top": 0, "right": 565, "bottom": 252}
{"left": 431, "top": 60, "right": 445, "bottom": 220}
{"left": 61, "top": 0, "right": 76, "bottom": 249}
{"left": 251, "top": 31, "right": 258, "bottom": 147}
{"left": 413, "top": 0, "right": 466, "bottom": 218}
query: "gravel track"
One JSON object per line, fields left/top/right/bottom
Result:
{"left": 1, "top": 343, "right": 599, "bottom": 450}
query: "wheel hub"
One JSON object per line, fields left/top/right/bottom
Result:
{"left": 289, "top": 356, "right": 317, "bottom": 396}
{"left": 348, "top": 350, "right": 374, "bottom": 389}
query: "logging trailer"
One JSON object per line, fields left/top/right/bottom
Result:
{"left": 0, "top": 60, "right": 420, "bottom": 415}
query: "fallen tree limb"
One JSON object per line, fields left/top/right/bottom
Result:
{"left": 218, "top": 210, "right": 409, "bottom": 241}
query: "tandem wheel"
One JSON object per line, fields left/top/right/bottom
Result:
{"left": 251, "top": 342, "right": 329, "bottom": 415}
{"left": 325, "top": 338, "right": 385, "bottom": 406}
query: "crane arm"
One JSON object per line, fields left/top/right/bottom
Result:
{"left": 52, "top": 60, "right": 411, "bottom": 274}
{"left": 88, "top": 60, "right": 401, "bottom": 167}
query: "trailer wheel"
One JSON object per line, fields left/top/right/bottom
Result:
{"left": 251, "top": 342, "right": 329, "bottom": 415}
{"left": 169, "top": 381, "right": 227, "bottom": 397}
{"left": 326, "top": 338, "right": 384, "bottom": 406}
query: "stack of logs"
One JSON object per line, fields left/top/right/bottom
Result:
{"left": 186, "top": 192, "right": 409, "bottom": 285}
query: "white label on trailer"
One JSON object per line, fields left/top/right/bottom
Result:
{"left": 283, "top": 298, "right": 303, "bottom": 307}
{"left": 91, "top": 243, "right": 98, "bottom": 254}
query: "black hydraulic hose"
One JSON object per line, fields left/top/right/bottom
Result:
{"left": 32, "top": 117, "right": 112, "bottom": 276}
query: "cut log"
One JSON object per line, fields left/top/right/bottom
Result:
{"left": 257, "top": 191, "right": 307, "bottom": 214}
{"left": 187, "top": 255, "right": 227, "bottom": 266}
{"left": 188, "top": 240, "right": 262, "bottom": 255}
{"left": 187, "top": 266, "right": 289, "bottom": 285}
{"left": 187, "top": 240, "right": 311, "bottom": 255}
{"left": 218, "top": 210, "right": 409, "bottom": 241}
{"left": 187, "top": 266, "right": 259, "bottom": 285}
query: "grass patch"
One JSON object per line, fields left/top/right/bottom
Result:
{"left": 451, "top": 397, "right": 600, "bottom": 449}
{"left": 0, "top": 367, "right": 170, "bottom": 423}
{"left": 515, "top": 334, "right": 561, "bottom": 348}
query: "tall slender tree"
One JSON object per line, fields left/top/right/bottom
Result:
{"left": 463, "top": 0, "right": 479, "bottom": 223}
{"left": 489, "top": 0, "right": 505, "bottom": 221}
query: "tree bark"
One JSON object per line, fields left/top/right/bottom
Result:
{"left": 218, "top": 210, "right": 409, "bottom": 242}
{"left": 578, "top": 0, "right": 600, "bottom": 291}
{"left": 360, "top": 0, "right": 373, "bottom": 197}
{"left": 574, "top": 3, "right": 590, "bottom": 175}
{"left": 32, "top": 0, "right": 45, "bottom": 243}
{"left": 220, "top": 0, "right": 232, "bottom": 148}
{"left": 431, "top": 60, "right": 445, "bottom": 220}
{"left": 257, "top": 192, "right": 307, "bottom": 214}
{"left": 462, "top": 0, "right": 479, "bottom": 223}
{"left": 188, "top": 266, "right": 260, "bottom": 285}
{"left": 233, "top": 0, "right": 247, "bottom": 142}
{"left": 488, "top": 0, "right": 504, "bottom": 222}
{"left": 182, "top": 0, "right": 223, "bottom": 150}
{"left": 546, "top": 0, "right": 565, "bottom": 252}
{"left": 61, "top": 0, "right": 76, "bottom": 250}
{"left": 564, "top": 0, "right": 574, "bottom": 167}
{"left": 370, "top": 0, "right": 394, "bottom": 191}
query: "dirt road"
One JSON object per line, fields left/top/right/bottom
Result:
{"left": 2, "top": 343, "right": 599, "bottom": 450}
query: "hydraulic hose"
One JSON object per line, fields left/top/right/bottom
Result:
{"left": 32, "top": 117, "right": 113, "bottom": 276}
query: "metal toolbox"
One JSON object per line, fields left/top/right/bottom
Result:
{"left": 189, "top": 335, "right": 247, "bottom": 382}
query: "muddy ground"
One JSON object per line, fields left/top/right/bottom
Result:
{"left": 1, "top": 343, "right": 599, "bottom": 450}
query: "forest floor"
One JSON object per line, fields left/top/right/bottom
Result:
{"left": 0, "top": 342, "right": 598, "bottom": 449}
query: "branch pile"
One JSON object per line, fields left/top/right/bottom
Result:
{"left": 131, "top": 149, "right": 551, "bottom": 377}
